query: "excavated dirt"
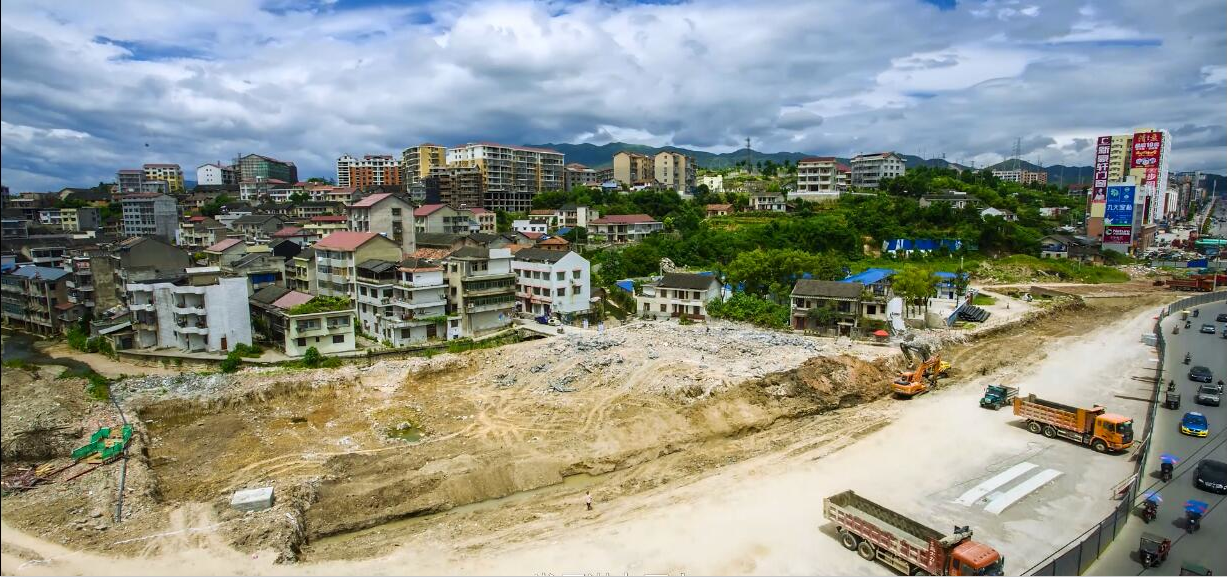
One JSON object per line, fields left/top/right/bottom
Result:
{"left": 0, "top": 296, "right": 1174, "bottom": 568}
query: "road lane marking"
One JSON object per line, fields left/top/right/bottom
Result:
{"left": 984, "top": 468, "right": 1062, "bottom": 514}
{"left": 954, "top": 462, "right": 1039, "bottom": 506}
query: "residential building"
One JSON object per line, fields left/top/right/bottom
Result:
{"left": 123, "top": 267, "right": 252, "bottom": 353}
{"left": 238, "top": 153, "right": 298, "bottom": 184}
{"left": 270, "top": 226, "right": 320, "bottom": 247}
{"left": 141, "top": 180, "right": 170, "bottom": 195}
{"left": 919, "top": 191, "right": 979, "bottom": 209}
{"left": 215, "top": 209, "right": 252, "bottom": 229}
{"left": 224, "top": 251, "right": 285, "bottom": 295}
{"left": 116, "top": 169, "right": 146, "bottom": 195}
{"left": 511, "top": 248, "right": 591, "bottom": 319}
{"left": 980, "top": 207, "right": 1018, "bottom": 221}
{"left": 120, "top": 193, "right": 179, "bottom": 241}
{"left": 789, "top": 279, "right": 864, "bottom": 332}
{"left": 536, "top": 236, "right": 571, "bottom": 252}
{"left": 347, "top": 193, "right": 416, "bottom": 254}
{"left": 423, "top": 166, "right": 485, "bottom": 208}
{"left": 612, "top": 152, "right": 654, "bottom": 186}
{"left": 355, "top": 257, "right": 450, "bottom": 345}
{"left": 472, "top": 208, "right": 496, "bottom": 233}
{"left": 698, "top": 175, "right": 724, "bottom": 194}
{"left": 414, "top": 204, "right": 479, "bottom": 235}
{"left": 336, "top": 154, "right": 403, "bottom": 190}
{"left": 287, "top": 248, "right": 317, "bottom": 293}
{"left": 196, "top": 162, "right": 238, "bottom": 187}
{"left": 446, "top": 143, "right": 565, "bottom": 212}
{"left": 442, "top": 246, "right": 516, "bottom": 338}
{"left": 108, "top": 236, "right": 194, "bottom": 307}
{"left": 637, "top": 272, "right": 721, "bottom": 320}
{"left": 750, "top": 192, "right": 787, "bottom": 212}
{"left": 992, "top": 169, "right": 1048, "bottom": 185}
{"left": 563, "top": 163, "right": 600, "bottom": 190}
{"left": 401, "top": 144, "right": 448, "bottom": 185}
{"left": 39, "top": 207, "right": 100, "bottom": 232}
{"left": 239, "top": 178, "right": 291, "bottom": 202}
{"left": 1039, "top": 234, "right": 1104, "bottom": 264}
{"left": 795, "top": 157, "right": 846, "bottom": 201}
{"left": 312, "top": 231, "right": 403, "bottom": 298}
{"left": 416, "top": 232, "right": 475, "bottom": 253}
{"left": 554, "top": 204, "right": 598, "bottom": 228}
{"left": 204, "top": 238, "right": 249, "bottom": 268}
{"left": 4, "top": 237, "right": 72, "bottom": 267}
{"left": 304, "top": 214, "right": 349, "bottom": 236}
{"left": 1, "top": 265, "right": 71, "bottom": 336}
{"left": 512, "top": 219, "right": 550, "bottom": 235}
{"left": 705, "top": 204, "right": 733, "bottom": 218}
{"left": 850, "top": 152, "right": 906, "bottom": 189}
{"left": 837, "top": 164, "right": 851, "bottom": 190}
{"left": 2, "top": 218, "right": 30, "bottom": 239}
{"left": 65, "top": 247, "right": 118, "bottom": 315}
{"left": 229, "top": 214, "right": 287, "bottom": 242}
{"left": 139, "top": 164, "right": 183, "bottom": 194}
{"left": 587, "top": 214, "right": 664, "bottom": 244}
{"left": 841, "top": 268, "right": 895, "bottom": 321}
{"left": 249, "top": 286, "right": 356, "bottom": 356}
{"left": 653, "top": 151, "right": 697, "bottom": 194}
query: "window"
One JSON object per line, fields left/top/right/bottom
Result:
{"left": 573, "top": 270, "right": 581, "bottom": 279}
{"left": 556, "top": 271, "right": 564, "bottom": 281}
{"left": 557, "top": 287, "right": 566, "bottom": 297}
{"left": 297, "top": 337, "right": 306, "bottom": 347}
{"left": 332, "top": 335, "right": 344, "bottom": 344}
{"left": 391, "top": 208, "right": 401, "bottom": 216}
{"left": 659, "top": 303, "right": 666, "bottom": 312}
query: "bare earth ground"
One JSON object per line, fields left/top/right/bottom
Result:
{"left": 0, "top": 286, "right": 1174, "bottom": 575}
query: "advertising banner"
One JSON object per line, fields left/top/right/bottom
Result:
{"left": 1090, "top": 136, "right": 1112, "bottom": 217}
{"left": 1102, "top": 184, "right": 1136, "bottom": 245}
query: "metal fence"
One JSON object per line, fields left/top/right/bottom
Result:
{"left": 1027, "top": 290, "right": 1226, "bottom": 575}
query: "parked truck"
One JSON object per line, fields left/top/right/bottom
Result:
{"left": 1166, "top": 278, "right": 1213, "bottom": 292}
{"left": 979, "top": 385, "right": 1018, "bottom": 410}
{"left": 1012, "top": 394, "right": 1134, "bottom": 452}
{"left": 823, "top": 490, "right": 1005, "bottom": 576}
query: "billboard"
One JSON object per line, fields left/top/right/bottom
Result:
{"left": 1090, "top": 135, "right": 1112, "bottom": 217}
{"left": 1131, "top": 131, "right": 1163, "bottom": 174}
{"left": 1102, "top": 184, "right": 1136, "bottom": 245}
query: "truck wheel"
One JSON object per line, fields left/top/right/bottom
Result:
{"left": 911, "top": 567, "right": 932, "bottom": 576}
{"left": 1042, "top": 425, "right": 1057, "bottom": 438}
{"left": 840, "top": 531, "right": 858, "bottom": 550}
{"left": 1092, "top": 439, "right": 1108, "bottom": 452}
{"left": 1027, "top": 421, "right": 1042, "bottom": 434}
{"left": 857, "top": 541, "right": 876, "bottom": 561}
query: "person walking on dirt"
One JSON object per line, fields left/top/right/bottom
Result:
{"left": 585, "top": 490, "right": 593, "bottom": 511}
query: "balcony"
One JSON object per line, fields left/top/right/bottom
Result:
{"left": 174, "top": 305, "right": 206, "bottom": 315}
{"left": 174, "top": 323, "right": 209, "bottom": 335}
{"left": 129, "top": 302, "right": 155, "bottom": 312}
{"left": 466, "top": 300, "right": 513, "bottom": 314}
{"left": 65, "top": 280, "right": 76, "bottom": 289}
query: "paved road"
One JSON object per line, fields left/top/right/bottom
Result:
{"left": 1088, "top": 298, "right": 1227, "bottom": 575}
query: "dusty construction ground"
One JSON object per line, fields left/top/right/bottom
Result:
{"left": 1, "top": 288, "right": 1174, "bottom": 574}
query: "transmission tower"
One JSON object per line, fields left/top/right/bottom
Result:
{"left": 1012, "top": 138, "right": 1022, "bottom": 172}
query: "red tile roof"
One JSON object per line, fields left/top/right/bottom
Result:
{"left": 706, "top": 203, "right": 733, "bottom": 211}
{"left": 414, "top": 203, "right": 447, "bottom": 217}
{"left": 529, "top": 209, "right": 554, "bottom": 215}
{"left": 590, "top": 214, "right": 659, "bottom": 224}
{"left": 350, "top": 192, "right": 393, "bottom": 208}
{"left": 310, "top": 215, "right": 348, "bottom": 222}
{"left": 537, "top": 236, "right": 570, "bottom": 246}
{"left": 837, "top": 164, "right": 851, "bottom": 172}
{"left": 522, "top": 231, "right": 544, "bottom": 240}
{"left": 272, "top": 226, "right": 307, "bottom": 237}
{"left": 206, "top": 238, "right": 244, "bottom": 252}
{"left": 315, "top": 231, "right": 382, "bottom": 251}
{"left": 272, "top": 291, "right": 315, "bottom": 310}
{"left": 411, "top": 247, "right": 454, "bottom": 260}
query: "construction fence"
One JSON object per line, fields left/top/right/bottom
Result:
{"left": 1025, "top": 290, "right": 1225, "bottom": 575}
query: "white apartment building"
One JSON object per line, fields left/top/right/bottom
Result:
{"left": 443, "top": 246, "right": 516, "bottom": 338}
{"left": 794, "top": 157, "right": 848, "bottom": 201}
{"left": 750, "top": 193, "right": 787, "bottom": 212}
{"left": 512, "top": 219, "right": 550, "bottom": 234}
{"left": 511, "top": 249, "right": 591, "bottom": 319}
{"left": 336, "top": 154, "right": 402, "bottom": 189}
{"left": 638, "top": 272, "right": 722, "bottom": 321}
{"left": 249, "top": 286, "right": 356, "bottom": 357}
{"left": 196, "top": 163, "right": 238, "bottom": 187}
{"left": 120, "top": 193, "right": 179, "bottom": 241}
{"left": 850, "top": 152, "right": 906, "bottom": 189}
{"left": 126, "top": 267, "right": 252, "bottom": 353}
{"left": 698, "top": 175, "right": 724, "bottom": 193}
{"left": 587, "top": 214, "right": 664, "bottom": 244}
{"left": 354, "top": 257, "right": 451, "bottom": 346}
{"left": 446, "top": 143, "right": 565, "bottom": 213}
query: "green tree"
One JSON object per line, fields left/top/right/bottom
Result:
{"left": 301, "top": 346, "right": 324, "bottom": 368}
{"left": 306, "top": 177, "right": 334, "bottom": 184}
{"left": 893, "top": 267, "right": 939, "bottom": 310}
{"left": 289, "top": 191, "right": 310, "bottom": 204}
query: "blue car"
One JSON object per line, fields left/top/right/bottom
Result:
{"left": 1181, "top": 412, "right": 1209, "bottom": 438}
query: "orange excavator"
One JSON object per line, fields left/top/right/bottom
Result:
{"left": 892, "top": 341, "right": 951, "bottom": 398}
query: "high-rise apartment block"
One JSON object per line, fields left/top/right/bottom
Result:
{"left": 120, "top": 194, "right": 180, "bottom": 241}
{"left": 795, "top": 157, "right": 848, "bottom": 201}
{"left": 653, "top": 151, "right": 696, "bottom": 194}
{"left": 612, "top": 152, "right": 654, "bottom": 186}
{"left": 401, "top": 144, "right": 448, "bottom": 185}
{"left": 423, "top": 166, "right": 485, "bottom": 208}
{"left": 446, "top": 143, "right": 564, "bottom": 212}
{"left": 336, "top": 154, "right": 403, "bottom": 190}
{"left": 197, "top": 162, "right": 238, "bottom": 187}
{"left": 238, "top": 154, "right": 298, "bottom": 184}
{"left": 143, "top": 164, "right": 184, "bottom": 193}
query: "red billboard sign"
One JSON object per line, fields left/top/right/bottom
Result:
{"left": 1131, "top": 131, "right": 1163, "bottom": 171}
{"left": 1090, "top": 135, "right": 1112, "bottom": 208}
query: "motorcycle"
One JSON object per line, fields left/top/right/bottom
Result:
{"left": 1193, "top": 309, "right": 1200, "bottom": 317}
{"left": 1186, "top": 510, "right": 1201, "bottom": 533}
{"left": 1142, "top": 499, "right": 1158, "bottom": 523}
{"left": 1168, "top": 380, "right": 1176, "bottom": 392}
{"left": 1184, "top": 353, "right": 1192, "bottom": 365}
{"left": 1161, "top": 461, "right": 1174, "bottom": 482}
{"left": 1185, "top": 320, "right": 1192, "bottom": 329}
{"left": 1174, "top": 325, "right": 1180, "bottom": 334}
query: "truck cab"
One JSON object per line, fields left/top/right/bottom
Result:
{"left": 1095, "top": 414, "right": 1134, "bottom": 450}
{"left": 950, "top": 540, "right": 1005, "bottom": 575}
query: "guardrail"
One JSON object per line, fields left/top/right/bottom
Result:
{"left": 1026, "top": 290, "right": 1225, "bottom": 575}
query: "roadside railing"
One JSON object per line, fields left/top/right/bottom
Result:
{"left": 1026, "top": 290, "right": 1225, "bottom": 575}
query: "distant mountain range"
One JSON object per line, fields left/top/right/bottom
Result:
{"left": 527, "top": 141, "right": 1227, "bottom": 190}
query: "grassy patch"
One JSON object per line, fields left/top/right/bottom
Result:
{"left": 972, "top": 293, "right": 997, "bottom": 306}
{"left": 2, "top": 358, "right": 35, "bottom": 370}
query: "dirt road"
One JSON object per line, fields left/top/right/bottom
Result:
{"left": 0, "top": 294, "right": 1171, "bottom": 575}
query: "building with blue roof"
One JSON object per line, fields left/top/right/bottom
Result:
{"left": 1, "top": 265, "right": 77, "bottom": 336}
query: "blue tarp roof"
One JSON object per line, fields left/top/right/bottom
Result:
{"left": 842, "top": 267, "right": 895, "bottom": 285}
{"left": 555, "top": 227, "right": 573, "bottom": 236}
{"left": 883, "top": 238, "right": 963, "bottom": 252}
{"left": 7, "top": 266, "right": 69, "bottom": 281}
{"left": 615, "top": 280, "right": 635, "bottom": 293}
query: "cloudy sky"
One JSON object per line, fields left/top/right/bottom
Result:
{"left": 2, "top": 0, "right": 1224, "bottom": 191}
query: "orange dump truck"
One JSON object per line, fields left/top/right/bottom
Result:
{"left": 824, "top": 490, "right": 1005, "bottom": 576}
{"left": 1013, "top": 394, "right": 1134, "bottom": 453}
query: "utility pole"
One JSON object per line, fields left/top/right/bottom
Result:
{"left": 1012, "top": 138, "right": 1022, "bottom": 173}
{"left": 745, "top": 138, "right": 752, "bottom": 173}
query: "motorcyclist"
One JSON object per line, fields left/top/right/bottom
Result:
{"left": 1142, "top": 495, "right": 1159, "bottom": 523}
{"left": 1184, "top": 352, "right": 1192, "bottom": 364}
{"left": 1161, "top": 461, "right": 1174, "bottom": 482}
{"left": 1185, "top": 319, "right": 1192, "bottom": 328}
{"left": 1186, "top": 508, "right": 1202, "bottom": 533}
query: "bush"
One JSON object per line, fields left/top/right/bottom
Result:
{"left": 301, "top": 346, "right": 324, "bottom": 368}
{"left": 219, "top": 351, "right": 242, "bottom": 373}
{"left": 705, "top": 292, "right": 790, "bottom": 329}
{"left": 67, "top": 327, "right": 89, "bottom": 351}
{"left": 85, "top": 372, "right": 111, "bottom": 401}
{"left": 3, "top": 358, "right": 35, "bottom": 370}
{"left": 232, "top": 342, "right": 264, "bottom": 358}
{"left": 287, "top": 296, "right": 352, "bottom": 315}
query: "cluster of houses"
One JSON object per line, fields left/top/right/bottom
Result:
{"left": 1, "top": 184, "right": 601, "bottom": 358}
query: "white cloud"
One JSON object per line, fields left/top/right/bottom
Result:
{"left": 0, "top": 0, "right": 1224, "bottom": 191}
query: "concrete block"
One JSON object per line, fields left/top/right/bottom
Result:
{"left": 230, "top": 487, "right": 274, "bottom": 512}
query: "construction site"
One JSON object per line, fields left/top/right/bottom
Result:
{"left": 0, "top": 282, "right": 1182, "bottom": 575}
